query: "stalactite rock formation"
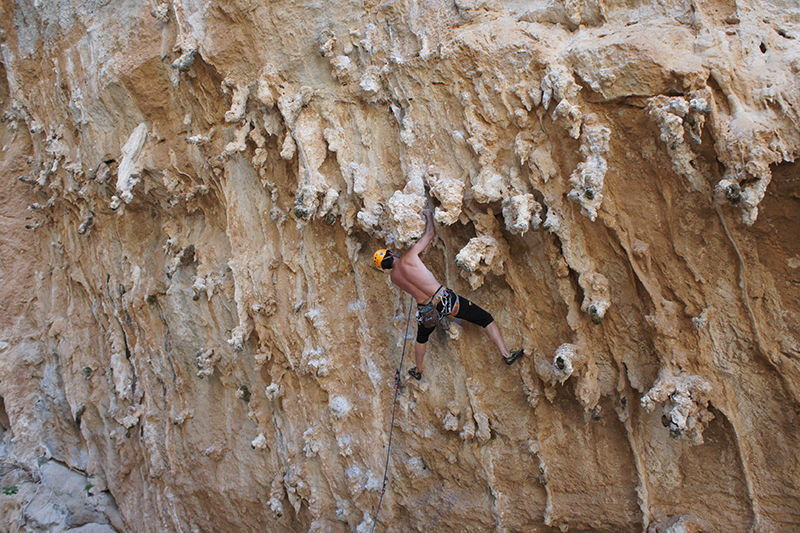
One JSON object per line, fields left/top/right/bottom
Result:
{"left": 1, "top": 0, "right": 799, "bottom": 531}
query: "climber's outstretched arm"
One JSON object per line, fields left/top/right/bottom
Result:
{"left": 406, "top": 210, "right": 435, "bottom": 258}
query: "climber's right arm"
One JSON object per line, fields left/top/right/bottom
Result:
{"left": 406, "top": 210, "right": 435, "bottom": 258}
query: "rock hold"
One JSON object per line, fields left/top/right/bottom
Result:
{"left": 641, "top": 371, "right": 714, "bottom": 444}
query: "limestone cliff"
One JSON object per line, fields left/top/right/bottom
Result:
{"left": 1, "top": 0, "right": 799, "bottom": 531}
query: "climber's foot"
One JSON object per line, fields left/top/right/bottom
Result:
{"left": 503, "top": 349, "right": 524, "bottom": 366}
{"left": 408, "top": 366, "right": 422, "bottom": 380}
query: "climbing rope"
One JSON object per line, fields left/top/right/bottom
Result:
{"left": 370, "top": 296, "right": 414, "bottom": 532}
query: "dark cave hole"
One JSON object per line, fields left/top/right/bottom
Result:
{"left": 0, "top": 396, "right": 9, "bottom": 432}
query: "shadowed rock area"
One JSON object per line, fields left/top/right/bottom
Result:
{"left": 0, "top": 0, "right": 799, "bottom": 531}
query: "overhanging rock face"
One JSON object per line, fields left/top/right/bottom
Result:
{"left": 1, "top": 0, "right": 799, "bottom": 531}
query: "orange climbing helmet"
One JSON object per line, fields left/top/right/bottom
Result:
{"left": 373, "top": 249, "right": 394, "bottom": 270}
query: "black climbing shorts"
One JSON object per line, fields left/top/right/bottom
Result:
{"left": 416, "top": 291, "right": 494, "bottom": 344}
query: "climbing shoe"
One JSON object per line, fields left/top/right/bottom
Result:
{"left": 503, "top": 349, "right": 524, "bottom": 366}
{"left": 408, "top": 366, "right": 422, "bottom": 380}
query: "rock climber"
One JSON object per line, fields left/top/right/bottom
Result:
{"left": 373, "top": 210, "right": 523, "bottom": 381}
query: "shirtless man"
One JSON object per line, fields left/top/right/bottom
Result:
{"left": 373, "top": 211, "right": 523, "bottom": 380}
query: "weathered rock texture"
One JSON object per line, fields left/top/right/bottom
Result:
{"left": 1, "top": 0, "right": 799, "bottom": 531}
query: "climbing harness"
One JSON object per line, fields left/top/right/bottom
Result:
{"left": 370, "top": 296, "right": 414, "bottom": 532}
{"left": 415, "top": 285, "right": 460, "bottom": 328}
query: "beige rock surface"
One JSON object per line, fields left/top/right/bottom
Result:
{"left": 0, "top": 0, "right": 799, "bottom": 531}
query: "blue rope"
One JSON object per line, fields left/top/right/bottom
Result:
{"left": 371, "top": 296, "right": 414, "bottom": 532}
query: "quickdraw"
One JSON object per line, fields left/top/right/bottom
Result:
{"left": 370, "top": 296, "right": 414, "bottom": 532}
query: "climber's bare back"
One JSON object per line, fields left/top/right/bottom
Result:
{"left": 390, "top": 253, "right": 441, "bottom": 304}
